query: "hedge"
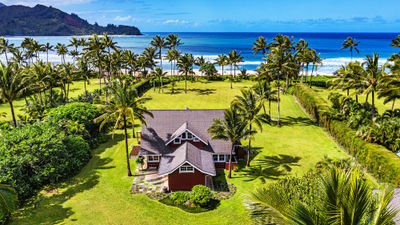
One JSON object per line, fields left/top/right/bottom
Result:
{"left": 294, "top": 84, "right": 400, "bottom": 185}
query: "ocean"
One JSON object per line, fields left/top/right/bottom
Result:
{"left": 2, "top": 32, "right": 399, "bottom": 75}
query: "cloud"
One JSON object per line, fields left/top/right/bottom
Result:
{"left": 163, "top": 19, "right": 189, "bottom": 25}
{"left": 2, "top": 0, "right": 92, "bottom": 6}
{"left": 114, "top": 15, "right": 132, "bottom": 22}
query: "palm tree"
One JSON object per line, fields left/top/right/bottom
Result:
{"left": 363, "top": 53, "right": 387, "bottom": 120}
{"left": 177, "top": 53, "right": 195, "bottom": 94}
{"left": 232, "top": 89, "right": 270, "bottom": 166}
{"left": 102, "top": 33, "right": 119, "bottom": 81}
{"left": 151, "top": 67, "right": 167, "bottom": 93}
{"left": 208, "top": 107, "right": 251, "bottom": 178}
{"left": 215, "top": 54, "right": 228, "bottom": 76}
{"left": 264, "top": 47, "right": 297, "bottom": 126}
{"left": 0, "top": 63, "right": 31, "bottom": 127}
{"left": 341, "top": 37, "right": 360, "bottom": 62}
{"left": 95, "top": 79, "right": 153, "bottom": 176}
{"left": 84, "top": 34, "right": 106, "bottom": 91}
{"left": 309, "top": 49, "right": 323, "bottom": 88}
{"left": 252, "top": 36, "right": 268, "bottom": 56}
{"left": 77, "top": 58, "right": 91, "bottom": 96}
{"left": 378, "top": 59, "right": 400, "bottom": 111}
{"left": 295, "top": 39, "right": 309, "bottom": 83}
{"left": 253, "top": 80, "right": 277, "bottom": 118}
{"left": 10, "top": 48, "right": 25, "bottom": 66}
{"left": 391, "top": 35, "right": 400, "bottom": 48}
{"left": 43, "top": 43, "right": 53, "bottom": 63}
{"left": 195, "top": 56, "right": 206, "bottom": 76}
{"left": 123, "top": 49, "right": 138, "bottom": 77}
{"left": 0, "top": 184, "right": 18, "bottom": 221}
{"left": 56, "top": 43, "right": 68, "bottom": 64}
{"left": 60, "top": 63, "right": 76, "bottom": 101}
{"left": 0, "top": 37, "right": 15, "bottom": 63}
{"left": 166, "top": 33, "right": 183, "bottom": 50}
{"left": 228, "top": 50, "right": 244, "bottom": 89}
{"left": 248, "top": 167, "right": 399, "bottom": 225}
{"left": 165, "top": 49, "right": 175, "bottom": 77}
{"left": 150, "top": 35, "right": 167, "bottom": 68}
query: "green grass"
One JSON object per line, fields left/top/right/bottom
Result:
{"left": 0, "top": 78, "right": 101, "bottom": 121}
{"left": 10, "top": 80, "right": 350, "bottom": 225}
{"left": 313, "top": 86, "right": 400, "bottom": 114}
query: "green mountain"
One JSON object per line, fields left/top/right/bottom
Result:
{"left": 0, "top": 3, "right": 141, "bottom": 36}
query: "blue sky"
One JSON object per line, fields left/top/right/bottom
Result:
{"left": 3, "top": 0, "right": 400, "bottom": 32}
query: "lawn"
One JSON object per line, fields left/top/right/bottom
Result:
{"left": 0, "top": 78, "right": 101, "bottom": 121}
{"left": 10, "top": 80, "right": 349, "bottom": 225}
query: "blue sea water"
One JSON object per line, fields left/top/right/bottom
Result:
{"left": 2, "top": 32, "right": 400, "bottom": 74}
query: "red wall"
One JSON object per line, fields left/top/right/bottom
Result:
{"left": 225, "top": 162, "right": 237, "bottom": 170}
{"left": 147, "top": 162, "right": 159, "bottom": 168}
{"left": 168, "top": 168, "right": 206, "bottom": 191}
{"left": 215, "top": 162, "right": 226, "bottom": 169}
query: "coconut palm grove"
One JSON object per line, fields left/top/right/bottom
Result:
{"left": 1, "top": 2, "right": 400, "bottom": 225}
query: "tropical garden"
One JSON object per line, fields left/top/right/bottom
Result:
{"left": 0, "top": 32, "right": 400, "bottom": 224}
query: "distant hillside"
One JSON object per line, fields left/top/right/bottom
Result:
{"left": 0, "top": 3, "right": 142, "bottom": 36}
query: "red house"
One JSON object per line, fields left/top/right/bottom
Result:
{"left": 136, "top": 109, "right": 241, "bottom": 191}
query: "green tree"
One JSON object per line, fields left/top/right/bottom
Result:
{"left": 252, "top": 36, "right": 269, "bottom": 56}
{"left": 247, "top": 167, "right": 399, "bottom": 225}
{"left": 228, "top": 50, "right": 244, "bottom": 89}
{"left": 150, "top": 35, "right": 167, "bottom": 68}
{"left": 56, "top": 43, "right": 68, "bottom": 64}
{"left": 208, "top": 107, "right": 251, "bottom": 178}
{"left": 378, "top": 59, "right": 400, "bottom": 111}
{"left": 84, "top": 34, "right": 106, "bottom": 91}
{"left": 43, "top": 43, "right": 54, "bottom": 63}
{"left": 166, "top": 33, "right": 183, "bottom": 50}
{"left": 0, "top": 63, "right": 30, "bottom": 127}
{"left": 177, "top": 53, "right": 195, "bottom": 94}
{"left": 215, "top": 54, "right": 228, "bottom": 76}
{"left": 151, "top": 67, "right": 167, "bottom": 93}
{"left": 232, "top": 89, "right": 270, "bottom": 166}
{"left": 341, "top": 37, "right": 360, "bottom": 62}
{"left": 253, "top": 80, "right": 277, "bottom": 118}
{"left": 95, "top": 79, "right": 152, "bottom": 176}
{"left": 0, "top": 37, "right": 15, "bottom": 63}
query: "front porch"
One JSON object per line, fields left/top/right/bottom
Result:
{"left": 130, "top": 168, "right": 169, "bottom": 200}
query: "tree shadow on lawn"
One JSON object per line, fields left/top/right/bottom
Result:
{"left": 238, "top": 154, "right": 302, "bottom": 183}
{"left": 11, "top": 134, "right": 123, "bottom": 225}
{"left": 162, "top": 88, "right": 216, "bottom": 95}
{"left": 279, "top": 116, "right": 316, "bottom": 126}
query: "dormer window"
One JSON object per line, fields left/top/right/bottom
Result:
{"left": 181, "top": 132, "right": 187, "bottom": 140}
{"left": 193, "top": 137, "right": 199, "bottom": 142}
{"left": 173, "top": 138, "right": 181, "bottom": 144}
{"left": 187, "top": 132, "right": 193, "bottom": 140}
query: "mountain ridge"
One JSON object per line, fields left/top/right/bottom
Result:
{"left": 0, "top": 4, "right": 141, "bottom": 36}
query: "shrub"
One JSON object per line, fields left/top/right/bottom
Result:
{"left": 294, "top": 84, "right": 400, "bottom": 185}
{"left": 47, "top": 102, "right": 102, "bottom": 138}
{"left": 190, "top": 185, "right": 213, "bottom": 207}
{"left": 0, "top": 122, "right": 90, "bottom": 201}
{"left": 170, "top": 191, "right": 190, "bottom": 205}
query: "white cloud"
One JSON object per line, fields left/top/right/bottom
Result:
{"left": 2, "top": 0, "right": 92, "bottom": 6}
{"left": 114, "top": 15, "right": 131, "bottom": 22}
{"left": 163, "top": 19, "right": 189, "bottom": 25}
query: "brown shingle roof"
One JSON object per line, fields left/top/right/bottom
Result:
{"left": 158, "top": 142, "right": 216, "bottom": 176}
{"left": 140, "top": 109, "right": 231, "bottom": 155}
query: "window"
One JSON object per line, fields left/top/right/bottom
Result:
{"left": 173, "top": 138, "right": 181, "bottom": 144}
{"left": 148, "top": 155, "right": 160, "bottom": 162}
{"left": 179, "top": 165, "right": 194, "bottom": 173}
{"left": 187, "top": 132, "right": 193, "bottom": 140}
{"left": 213, "top": 155, "right": 218, "bottom": 162}
{"left": 193, "top": 136, "right": 199, "bottom": 142}
{"left": 213, "top": 154, "right": 226, "bottom": 162}
{"left": 181, "top": 132, "right": 187, "bottom": 140}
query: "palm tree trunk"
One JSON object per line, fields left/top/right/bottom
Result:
{"left": 185, "top": 72, "right": 188, "bottom": 94}
{"left": 99, "top": 64, "right": 103, "bottom": 94}
{"left": 47, "top": 51, "right": 49, "bottom": 64}
{"left": 84, "top": 80, "right": 87, "bottom": 97}
{"left": 366, "top": 92, "right": 369, "bottom": 103}
{"left": 9, "top": 101, "right": 17, "bottom": 127}
{"left": 228, "top": 144, "right": 234, "bottom": 178}
{"left": 372, "top": 90, "right": 375, "bottom": 120}
{"left": 123, "top": 114, "right": 133, "bottom": 176}
{"left": 5, "top": 51, "right": 8, "bottom": 63}
{"left": 277, "top": 73, "right": 281, "bottom": 126}
{"left": 285, "top": 74, "right": 289, "bottom": 93}
{"left": 392, "top": 99, "right": 396, "bottom": 111}
{"left": 222, "top": 65, "right": 224, "bottom": 76}
{"left": 153, "top": 79, "right": 156, "bottom": 91}
{"left": 355, "top": 94, "right": 358, "bottom": 103}
{"left": 309, "top": 64, "right": 315, "bottom": 88}
{"left": 300, "top": 64, "right": 304, "bottom": 83}
{"left": 161, "top": 77, "right": 164, "bottom": 93}
{"left": 132, "top": 122, "right": 136, "bottom": 138}
{"left": 246, "top": 125, "right": 252, "bottom": 167}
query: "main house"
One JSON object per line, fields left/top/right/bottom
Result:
{"left": 131, "top": 109, "right": 244, "bottom": 191}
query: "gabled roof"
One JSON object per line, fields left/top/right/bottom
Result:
{"left": 164, "top": 121, "right": 208, "bottom": 146}
{"left": 140, "top": 109, "right": 231, "bottom": 155}
{"left": 158, "top": 142, "right": 216, "bottom": 176}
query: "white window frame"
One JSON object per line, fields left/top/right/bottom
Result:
{"left": 179, "top": 165, "right": 194, "bottom": 173}
{"left": 213, "top": 154, "right": 226, "bottom": 162}
{"left": 173, "top": 138, "right": 181, "bottom": 144}
{"left": 187, "top": 132, "right": 193, "bottom": 140}
{"left": 181, "top": 132, "right": 187, "bottom": 140}
{"left": 193, "top": 136, "right": 200, "bottom": 142}
{"left": 148, "top": 155, "right": 160, "bottom": 162}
